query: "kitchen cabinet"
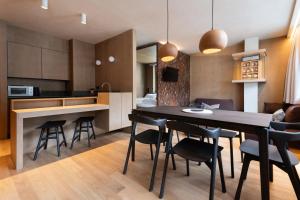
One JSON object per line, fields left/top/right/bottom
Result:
{"left": 42, "top": 49, "right": 69, "bottom": 80}
{"left": 8, "top": 42, "right": 42, "bottom": 79}
{"left": 97, "top": 92, "right": 132, "bottom": 132}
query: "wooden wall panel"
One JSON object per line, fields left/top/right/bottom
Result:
{"left": 0, "top": 21, "right": 7, "bottom": 139}
{"left": 190, "top": 37, "right": 292, "bottom": 112}
{"left": 95, "top": 30, "right": 135, "bottom": 92}
{"left": 157, "top": 49, "right": 190, "bottom": 107}
{"left": 69, "top": 39, "right": 95, "bottom": 91}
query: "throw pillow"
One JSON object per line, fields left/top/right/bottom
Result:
{"left": 272, "top": 109, "right": 285, "bottom": 122}
{"left": 201, "top": 102, "right": 220, "bottom": 110}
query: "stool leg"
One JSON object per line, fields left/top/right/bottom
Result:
{"left": 70, "top": 122, "right": 78, "bottom": 149}
{"left": 229, "top": 137, "right": 234, "bottom": 178}
{"left": 87, "top": 122, "right": 91, "bottom": 147}
{"left": 33, "top": 128, "right": 45, "bottom": 160}
{"left": 186, "top": 159, "right": 190, "bottom": 176}
{"left": 60, "top": 126, "right": 67, "bottom": 147}
{"left": 90, "top": 121, "right": 96, "bottom": 139}
{"left": 44, "top": 128, "right": 49, "bottom": 149}
{"left": 56, "top": 127, "right": 61, "bottom": 157}
{"left": 78, "top": 122, "right": 82, "bottom": 141}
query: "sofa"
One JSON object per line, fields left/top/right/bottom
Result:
{"left": 264, "top": 102, "right": 300, "bottom": 123}
{"left": 193, "top": 98, "right": 235, "bottom": 111}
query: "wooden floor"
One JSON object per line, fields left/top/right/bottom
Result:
{"left": 0, "top": 127, "right": 299, "bottom": 200}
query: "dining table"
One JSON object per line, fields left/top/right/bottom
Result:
{"left": 133, "top": 106, "right": 273, "bottom": 200}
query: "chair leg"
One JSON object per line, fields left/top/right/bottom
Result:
{"left": 218, "top": 153, "right": 226, "bottom": 193}
{"left": 56, "top": 127, "right": 61, "bottom": 157}
{"left": 171, "top": 151, "right": 176, "bottom": 170}
{"left": 229, "top": 137, "right": 235, "bottom": 178}
{"left": 234, "top": 154, "right": 251, "bottom": 200}
{"left": 176, "top": 130, "right": 180, "bottom": 142}
{"left": 239, "top": 132, "right": 243, "bottom": 162}
{"left": 186, "top": 159, "right": 190, "bottom": 176}
{"left": 159, "top": 148, "right": 171, "bottom": 199}
{"left": 269, "top": 164, "right": 273, "bottom": 182}
{"left": 149, "top": 135, "right": 162, "bottom": 191}
{"left": 209, "top": 154, "right": 217, "bottom": 200}
{"left": 33, "top": 128, "right": 45, "bottom": 160}
{"left": 60, "top": 126, "right": 67, "bottom": 147}
{"left": 78, "top": 123, "right": 82, "bottom": 141}
{"left": 150, "top": 144, "right": 154, "bottom": 160}
{"left": 123, "top": 137, "right": 133, "bottom": 174}
{"left": 131, "top": 138, "right": 135, "bottom": 162}
{"left": 286, "top": 165, "right": 300, "bottom": 199}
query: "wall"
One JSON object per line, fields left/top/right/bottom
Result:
{"left": 157, "top": 49, "right": 190, "bottom": 106}
{"left": 69, "top": 39, "right": 95, "bottom": 91}
{"left": 136, "top": 62, "right": 146, "bottom": 97}
{"left": 190, "top": 37, "right": 292, "bottom": 112}
{"left": 95, "top": 30, "right": 136, "bottom": 107}
{"left": 0, "top": 21, "right": 7, "bottom": 139}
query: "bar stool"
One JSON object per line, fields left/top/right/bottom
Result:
{"left": 33, "top": 120, "right": 67, "bottom": 160}
{"left": 70, "top": 116, "right": 96, "bottom": 149}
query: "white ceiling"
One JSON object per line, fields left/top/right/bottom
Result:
{"left": 0, "top": 0, "right": 296, "bottom": 54}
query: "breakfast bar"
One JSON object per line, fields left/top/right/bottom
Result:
{"left": 10, "top": 97, "right": 109, "bottom": 170}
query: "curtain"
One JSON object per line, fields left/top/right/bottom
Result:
{"left": 284, "top": 28, "right": 300, "bottom": 104}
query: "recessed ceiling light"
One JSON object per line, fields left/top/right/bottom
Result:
{"left": 81, "top": 13, "right": 87, "bottom": 25}
{"left": 41, "top": 0, "right": 48, "bottom": 10}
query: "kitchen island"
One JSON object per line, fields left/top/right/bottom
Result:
{"left": 10, "top": 96, "right": 109, "bottom": 170}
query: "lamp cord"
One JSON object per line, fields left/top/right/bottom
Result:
{"left": 212, "top": 0, "right": 214, "bottom": 30}
{"left": 167, "top": 0, "right": 169, "bottom": 43}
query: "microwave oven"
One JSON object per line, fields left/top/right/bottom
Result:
{"left": 8, "top": 86, "right": 34, "bottom": 97}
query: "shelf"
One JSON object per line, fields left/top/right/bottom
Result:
{"left": 232, "top": 79, "right": 266, "bottom": 83}
{"left": 232, "top": 49, "right": 267, "bottom": 60}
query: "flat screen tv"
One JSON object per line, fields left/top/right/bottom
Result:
{"left": 162, "top": 67, "right": 178, "bottom": 82}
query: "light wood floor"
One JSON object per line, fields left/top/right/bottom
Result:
{"left": 0, "top": 128, "right": 299, "bottom": 200}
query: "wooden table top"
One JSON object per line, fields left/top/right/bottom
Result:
{"left": 134, "top": 106, "right": 272, "bottom": 129}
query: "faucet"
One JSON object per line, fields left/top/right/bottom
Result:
{"left": 100, "top": 82, "right": 111, "bottom": 92}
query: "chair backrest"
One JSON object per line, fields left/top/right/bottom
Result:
{"left": 194, "top": 98, "right": 234, "bottom": 111}
{"left": 166, "top": 121, "right": 221, "bottom": 139}
{"left": 269, "top": 121, "right": 300, "bottom": 143}
{"left": 128, "top": 114, "right": 166, "bottom": 128}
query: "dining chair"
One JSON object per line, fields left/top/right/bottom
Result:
{"left": 159, "top": 121, "right": 226, "bottom": 200}
{"left": 235, "top": 121, "right": 300, "bottom": 200}
{"left": 123, "top": 114, "right": 176, "bottom": 191}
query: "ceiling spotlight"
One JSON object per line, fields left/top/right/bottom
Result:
{"left": 81, "top": 13, "right": 87, "bottom": 25}
{"left": 41, "top": 0, "right": 48, "bottom": 10}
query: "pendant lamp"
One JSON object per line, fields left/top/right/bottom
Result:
{"left": 159, "top": 0, "right": 178, "bottom": 62}
{"left": 199, "top": 0, "right": 228, "bottom": 54}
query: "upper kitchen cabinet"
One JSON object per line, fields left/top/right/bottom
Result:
{"left": 42, "top": 49, "right": 69, "bottom": 80}
{"left": 8, "top": 42, "right": 42, "bottom": 79}
{"left": 69, "top": 39, "right": 95, "bottom": 91}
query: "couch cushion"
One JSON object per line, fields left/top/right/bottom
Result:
{"left": 194, "top": 98, "right": 234, "bottom": 111}
{"left": 285, "top": 105, "right": 300, "bottom": 122}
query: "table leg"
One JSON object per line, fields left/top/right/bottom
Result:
{"left": 258, "top": 129, "right": 270, "bottom": 200}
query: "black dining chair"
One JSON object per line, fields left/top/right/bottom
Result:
{"left": 123, "top": 114, "right": 175, "bottom": 191}
{"left": 235, "top": 121, "right": 300, "bottom": 200}
{"left": 159, "top": 121, "right": 226, "bottom": 200}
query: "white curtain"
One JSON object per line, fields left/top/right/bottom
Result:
{"left": 284, "top": 28, "right": 300, "bottom": 104}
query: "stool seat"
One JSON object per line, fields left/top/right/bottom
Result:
{"left": 38, "top": 120, "right": 66, "bottom": 129}
{"left": 74, "top": 117, "right": 94, "bottom": 123}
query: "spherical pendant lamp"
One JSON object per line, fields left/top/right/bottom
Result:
{"left": 199, "top": 0, "right": 228, "bottom": 54}
{"left": 159, "top": 0, "right": 178, "bottom": 62}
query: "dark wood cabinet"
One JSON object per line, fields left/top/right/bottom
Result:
{"left": 42, "top": 49, "right": 69, "bottom": 80}
{"left": 7, "top": 42, "right": 42, "bottom": 79}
